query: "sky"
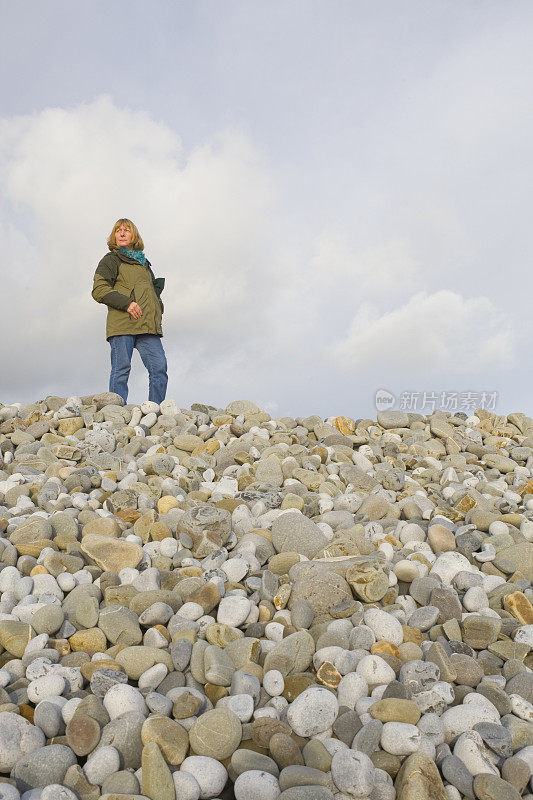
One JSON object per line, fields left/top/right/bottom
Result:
{"left": 1, "top": 0, "right": 532, "bottom": 420}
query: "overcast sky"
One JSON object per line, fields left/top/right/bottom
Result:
{"left": 1, "top": 0, "right": 532, "bottom": 420}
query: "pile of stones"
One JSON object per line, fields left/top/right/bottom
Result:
{"left": 0, "top": 392, "right": 531, "bottom": 800}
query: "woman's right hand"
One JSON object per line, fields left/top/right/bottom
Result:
{"left": 127, "top": 301, "right": 143, "bottom": 319}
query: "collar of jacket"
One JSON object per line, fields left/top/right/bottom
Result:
{"left": 112, "top": 249, "right": 152, "bottom": 267}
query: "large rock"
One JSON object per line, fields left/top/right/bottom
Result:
{"left": 0, "top": 620, "right": 33, "bottom": 657}
{"left": 188, "top": 708, "right": 242, "bottom": 760}
{"left": 11, "top": 744, "right": 77, "bottom": 791}
{"left": 288, "top": 563, "right": 353, "bottom": 619}
{"left": 0, "top": 712, "right": 45, "bottom": 772}
{"left": 177, "top": 505, "right": 232, "bottom": 556}
{"left": 263, "top": 631, "right": 315, "bottom": 676}
{"left": 81, "top": 534, "right": 143, "bottom": 573}
{"left": 395, "top": 752, "right": 447, "bottom": 800}
{"left": 271, "top": 512, "right": 328, "bottom": 559}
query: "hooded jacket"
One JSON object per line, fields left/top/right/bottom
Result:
{"left": 92, "top": 249, "right": 165, "bottom": 340}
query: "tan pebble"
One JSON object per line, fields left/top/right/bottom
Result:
{"left": 281, "top": 494, "right": 305, "bottom": 511}
{"left": 157, "top": 496, "right": 180, "bottom": 514}
{"left": 371, "top": 641, "right": 400, "bottom": 658}
{"left": 427, "top": 524, "right": 456, "bottom": 553}
{"left": 370, "top": 698, "right": 421, "bottom": 724}
{"left": 394, "top": 560, "right": 419, "bottom": 582}
{"left": 69, "top": 628, "right": 107, "bottom": 653}
{"left": 398, "top": 642, "right": 423, "bottom": 662}
{"left": 205, "top": 683, "right": 228, "bottom": 705}
{"left": 334, "top": 416, "right": 356, "bottom": 435}
{"left": 80, "top": 660, "right": 123, "bottom": 680}
{"left": 316, "top": 661, "right": 342, "bottom": 688}
{"left": 141, "top": 716, "right": 189, "bottom": 765}
{"left": 30, "top": 566, "right": 49, "bottom": 576}
{"left": 504, "top": 591, "right": 533, "bottom": 624}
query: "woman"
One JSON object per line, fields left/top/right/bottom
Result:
{"left": 92, "top": 218, "right": 168, "bottom": 404}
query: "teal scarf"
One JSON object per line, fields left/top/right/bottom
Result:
{"left": 119, "top": 247, "right": 146, "bottom": 266}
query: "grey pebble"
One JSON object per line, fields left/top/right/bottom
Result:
{"left": 441, "top": 754, "right": 475, "bottom": 798}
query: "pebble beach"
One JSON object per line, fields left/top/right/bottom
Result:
{"left": 0, "top": 392, "right": 531, "bottom": 800}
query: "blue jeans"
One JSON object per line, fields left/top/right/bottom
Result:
{"left": 108, "top": 334, "right": 168, "bottom": 405}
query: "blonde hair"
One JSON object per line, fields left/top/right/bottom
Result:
{"left": 107, "top": 218, "right": 144, "bottom": 251}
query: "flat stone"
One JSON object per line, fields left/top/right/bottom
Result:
{"left": 271, "top": 512, "right": 328, "bottom": 559}
{"left": 141, "top": 742, "right": 175, "bottom": 800}
{"left": 395, "top": 752, "right": 447, "bottom": 800}
{"left": 441, "top": 755, "right": 474, "bottom": 798}
{"left": 188, "top": 708, "right": 242, "bottom": 759}
{"left": 473, "top": 721, "right": 513, "bottom": 757}
{"left": 81, "top": 534, "right": 143, "bottom": 572}
{"left": 263, "top": 631, "right": 315, "bottom": 676}
{"left": 286, "top": 686, "right": 339, "bottom": 737}
{"left": 115, "top": 646, "right": 173, "bottom": 680}
{"left": 473, "top": 773, "right": 521, "bottom": 800}
{"left": 141, "top": 716, "right": 189, "bottom": 765}
{"left": 493, "top": 543, "right": 533, "bottom": 579}
{"left": 0, "top": 621, "right": 33, "bottom": 658}
{"left": 268, "top": 732, "right": 305, "bottom": 769}
{"left": 501, "top": 756, "right": 531, "bottom": 793}
{"left": 462, "top": 616, "right": 501, "bottom": 649}
{"left": 66, "top": 714, "right": 101, "bottom": 756}
{"left": 331, "top": 748, "right": 375, "bottom": 796}
{"left": 370, "top": 698, "right": 421, "bottom": 724}
{"left": 289, "top": 565, "right": 353, "bottom": 620}
{"left": 11, "top": 744, "right": 77, "bottom": 791}
{"left": 96, "top": 712, "right": 145, "bottom": 770}
{"left": 378, "top": 411, "right": 409, "bottom": 429}
{"left": 0, "top": 711, "right": 45, "bottom": 771}
{"left": 230, "top": 748, "right": 280, "bottom": 777}
{"left": 346, "top": 559, "right": 389, "bottom": 603}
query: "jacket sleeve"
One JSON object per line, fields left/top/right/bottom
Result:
{"left": 92, "top": 254, "right": 131, "bottom": 312}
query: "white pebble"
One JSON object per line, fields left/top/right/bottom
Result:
{"left": 83, "top": 745, "right": 121, "bottom": 785}
{"left": 263, "top": 669, "right": 284, "bottom": 696}
{"left": 27, "top": 675, "right": 66, "bottom": 703}
{"left": 180, "top": 756, "right": 228, "bottom": 798}
{"left": 103, "top": 684, "right": 147, "bottom": 718}
{"left": 234, "top": 770, "right": 280, "bottom": 800}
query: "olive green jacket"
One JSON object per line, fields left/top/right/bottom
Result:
{"left": 92, "top": 250, "right": 165, "bottom": 340}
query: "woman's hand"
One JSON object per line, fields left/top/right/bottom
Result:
{"left": 127, "top": 301, "right": 143, "bottom": 319}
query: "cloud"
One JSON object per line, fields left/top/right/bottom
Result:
{"left": 309, "top": 236, "right": 420, "bottom": 295}
{"left": 0, "top": 92, "right": 524, "bottom": 415}
{"left": 333, "top": 290, "right": 517, "bottom": 375}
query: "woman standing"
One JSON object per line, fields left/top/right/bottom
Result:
{"left": 92, "top": 218, "right": 168, "bottom": 404}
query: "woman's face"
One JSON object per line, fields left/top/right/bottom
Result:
{"left": 115, "top": 224, "right": 133, "bottom": 248}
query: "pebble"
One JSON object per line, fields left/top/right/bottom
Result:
{"left": 11, "top": 744, "right": 76, "bottom": 791}
{"left": 83, "top": 745, "right": 120, "bottom": 785}
{"left": 473, "top": 774, "right": 522, "bottom": 800}
{"left": 331, "top": 748, "right": 375, "bottom": 796}
{"left": 381, "top": 721, "right": 422, "bottom": 755}
{"left": 173, "top": 770, "right": 202, "bottom": 800}
{"left": 188, "top": 707, "right": 242, "bottom": 759}
{"left": 234, "top": 769, "right": 281, "bottom": 800}
{"left": 180, "top": 755, "right": 228, "bottom": 798}
{"left": 0, "top": 393, "right": 532, "bottom": 797}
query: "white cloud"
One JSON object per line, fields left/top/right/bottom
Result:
{"left": 0, "top": 91, "right": 524, "bottom": 415}
{"left": 309, "top": 236, "right": 420, "bottom": 295}
{"left": 333, "top": 290, "right": 517, "bottom": 375}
